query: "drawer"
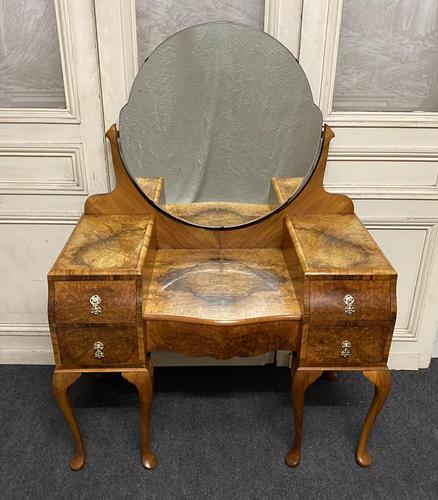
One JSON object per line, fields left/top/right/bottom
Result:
{"left": 309, "top": 280, "right": 390, "bottom": 321}
{"left": 302, "top": 323, "right": 391, "bottom": 367}
{"left": 54, "top": 280, "right": 137, "bottom": 323}
{"left": 57, "top": 326, "right": 139, "bottom": 368}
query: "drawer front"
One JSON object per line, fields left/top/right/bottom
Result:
{"left": 54, "top": 280, "right": 137, "bottom": 323}
{"left": 302, "top": 323, "right": 391, "bottom": 367}
{"left": 57, "top": 326, "right": 139, "bottom": 367}
{"left": 310, "top": 280, "right": 390, "bottom": 321}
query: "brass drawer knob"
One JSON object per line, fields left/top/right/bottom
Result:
{"left": 340, "top": 340, "right": 351, "bottom": 358}
{"left": 93, "top": 341, "right": 104, "bottom": 359}
{"left": 343, "top": 294, "right": 355, "bottom": 315}
{"left": 90, "top": 295, "right": 102, "bottom": 315}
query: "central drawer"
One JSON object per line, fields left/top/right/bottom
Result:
{"left": 57, "top": 326, "right": 139, "bottom": 368}
{"left": 309, "top": 280, "right": 391, "bottom": 321}
{"left": 54, "top": 280, "right": 137, "bottom": 323}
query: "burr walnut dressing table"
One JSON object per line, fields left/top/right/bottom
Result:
{"left": 48, "top": 23, "right": 397, "bottom": 471}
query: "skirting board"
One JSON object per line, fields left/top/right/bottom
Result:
{"left": 0, "top": 347, "right": 429, "bottom": 370}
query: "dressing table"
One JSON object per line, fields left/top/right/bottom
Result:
{"left": 48, "top": 22, "right": 396, "bottom": 471}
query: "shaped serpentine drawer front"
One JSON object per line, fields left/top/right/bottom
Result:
{"left": 56, "top": 326, "right": 139, "bottom": 368}
{"left": 54, "top": 280, "right": 137, "bottom": 323}
{"left": 302, "top": 323, "right": 391, "bottom": 367}
{"left": 309, "top": 280, "right": 391, "bottom": 321}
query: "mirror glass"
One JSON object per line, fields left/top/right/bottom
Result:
{"left": 119, "top": 22, "right": 323, "bottom": 228}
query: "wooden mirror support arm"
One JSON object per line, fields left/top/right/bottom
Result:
{"left": 48, "top": 124, "right": 397, "bottom": 470}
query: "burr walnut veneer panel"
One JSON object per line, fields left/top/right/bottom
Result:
{"left": 288, "top": 214, "right": 395, "bottom": 277}
{"left": 301, "top": 323, "right": 392, "bottom": 368}
{"left": 309, "top": 280, "right": 391, "bottom": 321}
{"left": 146, "top": 320, "right": 299, "bottom": 359}
{"left": 50, "top": 215, "right": 154, "bottom": 275}
{"left": 144, "top": 248, "right": 301, "bottom": 323}
{"left": 57, "top": 326, "right": 139, "bottom": 368}
{"left": 54, "top": 280, "right": 137, "bottom": 324}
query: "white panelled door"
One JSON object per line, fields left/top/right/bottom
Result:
{"left": 0, "top": 0, "right": 109, "bottom": 362}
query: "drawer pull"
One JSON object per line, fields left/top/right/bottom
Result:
{"left": 93, "top": 341, "right": 104, "bottom": 359}
{"left": 343, "top": 294, "right": 355, "bottom": 315}
{"left": 340, "top": 340, "right": 351, "bottom": 358}
{"left": 90, "top": 295, "right": 102, "bottom": 315}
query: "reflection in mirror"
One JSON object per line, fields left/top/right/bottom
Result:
{"left": 119, "top": 22, "right": 323, "bottom": 228}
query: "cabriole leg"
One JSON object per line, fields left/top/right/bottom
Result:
{"left": 122, "top": 366, "right": 157, "bottom": 469}
{"left": 52, "top": 370, "right": 84, "bottom": 471}
{"left": 285, "top": 359, "right": 322, "bottom": 467}
{"left": 356, "top": 369, "right": 391, "bottom": 467}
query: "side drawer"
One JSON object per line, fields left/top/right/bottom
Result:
{"left": 309, "top": 280, "right": 391, "bottom": 321}
{"left": 54, "top": 280, "right": 137, "bottom": 323}
{"left": 57, "top": 326, "right": 139, "bottom": 368}
{"left": 301, "top": 323, "right": 391, "bottom": 367}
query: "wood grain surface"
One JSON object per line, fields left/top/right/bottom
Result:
{"left": 54, "top": 280, "right": 137, "bottom": 324}
{"left": 288, "top": 214, "right": 396, "bottom": 277}
{"left": 144, "top": 248, "right": 301, "bottom": 323}
{"left": 309, "top": 280, "right": 391, "bottom": 321}
{"left": 146, "top": 319, "right": 299, "bottom": 359}
{"left": 136, "top": 177, "right": 164, "bottom": 203}
{"left": 49, "top": 215, "right": 153, "bottom": 276}
{"left": 272, "top": 177, "right": 304, "bottom": 204}
{"left": 57, "top": 326, "right": 139, "bottom": 368}
{"left": 164, "top": 202, "right": 271, "bottom": 227}
{"left": 282, "top": 219, "right": 304, "bottom": 314}
{"left": 300, "top": 322, "right": 391, "bottom": 367}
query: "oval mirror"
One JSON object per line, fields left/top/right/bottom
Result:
{"left": 119, "top": 22, "right": 323, "bottom": 229}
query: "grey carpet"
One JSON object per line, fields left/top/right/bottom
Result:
{"left": 0, "top": 362, "right": 437, "bottom": 500}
